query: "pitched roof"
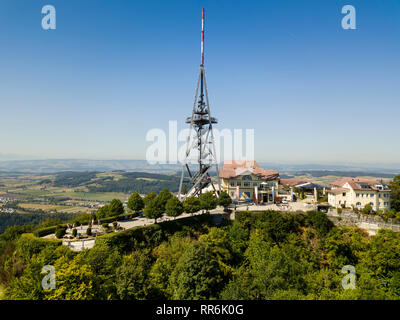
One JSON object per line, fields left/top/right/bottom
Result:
{"left": 331, "top": 177, "right": 389, "bottom": 191}
{"left": 219, "top": 160, "right": 280, "bottom": 180}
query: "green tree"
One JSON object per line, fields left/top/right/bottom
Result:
{"left": 170, "top": 242, "right": 227, "bottom": 299}
{"left": 199, "top": 192, "right": 217, "bottom": 213}
{"left": 165, "top": 197, "right": 184, "bottom": 219}
{"left": 305, "top": 210, "right": 334, "bottom": 237}
{"left": 362, "top": 203, "right": 373, "bottom": 215}
{"left": 157, "top": 188, "right": 173, "bottom": 210}
{"left": 55, "top": 227, "right": 66, "bottom": 239}
{"left": 127, "top": 192, "right": 145, "bottom": 213}
{"left": 218, "top": 191, "right": 232, "bottom": 209}
{"left": 115, "top": 251, "right": 152, "bottom": 300}
{"left": 183, "top": 196, "right": 201, "bottom": 215}
{"left": 149, "top": 236, "right": 193, "bottom": 299}
{"left": 144, "top": 198, "right": 164, "bottom": 223}
{"left": 77, "top": 242, "right": 122, "bottom": 299}
{"left": 144, "top": 192, "right": 157, "bottom": 206}
{"left": 97, "top": 205, "right": 110, "bottom": 219}
{"left": 45, "top": 256, "right": 101, "bottom": 300}
{"left": 108, "top": 199, "right": 124, "bottom": 217}
{"left": 72, "top": 228, "right": 77, "bottom": 237}
{"left": 389, "top": 174, "right": 400, "bottom": 212}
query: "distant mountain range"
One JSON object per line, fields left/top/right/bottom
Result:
{"left": 0, "top": 159, "right": 398, "bottom": 175}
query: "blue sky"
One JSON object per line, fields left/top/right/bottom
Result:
{"left": 0, "top": 0, "right": 399, "bottom": 165}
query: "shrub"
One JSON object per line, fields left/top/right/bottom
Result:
{"left": 305, "top": 211, "right": 334, "bottom": 237}
{"left": 33, "top": 226, "right": 59, "bottom": 238}
{"left": 55, "top": 227, "right": 66, "bottom": 239}
{"left": 72, "top": 228, "right": 77, "bottom": 237}
{"left": 102, "top": 223, "right": 110, "bottom": 230}
{"left": 87, "top": 227, "right": 92, "bottom": 236}
{"left": 362, "top": 204, "right": 373, "bottom": 215}
{"left": 337, "top": 208, "right": 342, "bottom": 214}
{"left": 218, "top": 191, "right": 232, "bottom": 208}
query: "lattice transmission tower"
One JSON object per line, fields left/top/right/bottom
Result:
{"left": 178, "top": 8, "right": 220, "bottom": 200}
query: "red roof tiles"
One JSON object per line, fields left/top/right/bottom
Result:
{"left": 219, "top": 160, "right": 280, "bottom": 180}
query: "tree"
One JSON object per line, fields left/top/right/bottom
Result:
{"left": 86, "top": 227, "right": 92, "bottom": 236}
{"left": 389, "top": 174, "right": 400, "bottom": 213}
{"left": 305, "top": 210, "right": 334, "bottom": 237}
{"left": 127, "top": 192, "right": 145, "bottom": 213}
{"left": 45, "top": 256, "right": 101, "bottom": 300}
{"left": 183, "top": 196, "right": 201, "bottom": 215}
{"left": 362, "top": 203, "right": 373, "bottom": 215}
{"left": 97, "top": 205, "right": 110, "bottom": 219}
{"left": 218, "top": 191, "right": 232, "bottom": 209}
{"left": 144, "top": 198, "right": 164, "bottom": 223}
{"left": 165, "top": 197, "right": 184, "bottom": 219}
{"left": 108, "top": 199, "right": 124, "bottom": 217}
{"left": 115, "top": 251, "right": 152, "bottom": 300}
{"left": 199, "top": 192, "right": 217, "bottom": 213}
{"left": 55, "top": 227, "right": 66, "bottom": 239}
{"left": 144, "top": 192, "right": 157, "bottom": 206}
{"left": 169, "top": 242, "right": 227, "bottom": 299}
{"left": 157, "top": 188, "right": 173, "bottom": 210}
{"left": 149, "top": 236, "right": 193, "bottom": 299}
{"left": 72, "top": 228, "right": 77, "bottom": 237}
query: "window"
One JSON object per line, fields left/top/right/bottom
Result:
{"left": 356, "top": 202, "right": 362, "bottom": 207}
{"left": 230, "top": 182, "right": 235, "bottom": 187}
{"left": 370, "top": 194, "right": 374, "bottom": 198}
{"left": 243, "top": 182, "right": 250, "bottom": 187}
{"left": 253, "top": 182, "right": 258, "bottom": 187}
{"left": 242, "top": 175, "right": 252, "bottom": 181}
{"left": 384, "top": 202, "right": 389, "bottom": 206}
{"left": 237, "top": 182, "right": 241, "bottom": 187}
{"left": 342, "top": 193, "right": 346, "bottom": 197}
{"left": 356, "top": 193, "right": 360, "bottom": 197}
{"left": 230, "top": 192, "right": 235, "bottom": 197}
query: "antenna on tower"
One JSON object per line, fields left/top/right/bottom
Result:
{"left": 178, "top": 8, "right": 221, "bottom": 200}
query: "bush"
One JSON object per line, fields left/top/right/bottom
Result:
{"left": 33, "top": 225, "right": 59, "bottom": 238}
{"left": 337, "top": 208, "right": 342, "bottom": 214}
{"left": 87, "top": 227, "right": 92, "bottom": 236}
{"left": 218, "top": 191, "right": 232, "bottom": 208}
{"left": 96, "top": 214, "right": 214, "bottom": 252}
{"left": 72, "top": 228, "right": 77, "bottom": 237}
{"left": 102, "top": 223, "right": 110, "bottom": 230}
{"left": 362, "top": 204, "right": 373, "bottom": 215}
{"left": 55, "top": 227, "right": 66, "bottom": 239}
{"left": 16, "top": 233, "right": 61, "bottom": 262}
{"left": 305, "top": 211, "right": 334, "bottom": 237}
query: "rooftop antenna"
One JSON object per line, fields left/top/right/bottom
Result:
{"left": 178, "top": 8, "right": 221, "bottom": 200}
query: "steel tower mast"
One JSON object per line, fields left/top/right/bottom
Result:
{"left": 178, "top": 8, "right": 221, "bottom": 200}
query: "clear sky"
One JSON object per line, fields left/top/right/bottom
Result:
{"left": 0, "top": 0, "right": 399, "bottom": 165}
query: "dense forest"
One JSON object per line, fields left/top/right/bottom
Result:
{"left": 2, "top": 210, "right": 400, "bottom": 300}
{"left": 51, "top": 171, "right": 180, "bottom": 193}
{"left": 0, "top": 212, "right": 80, "bottom": 234}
